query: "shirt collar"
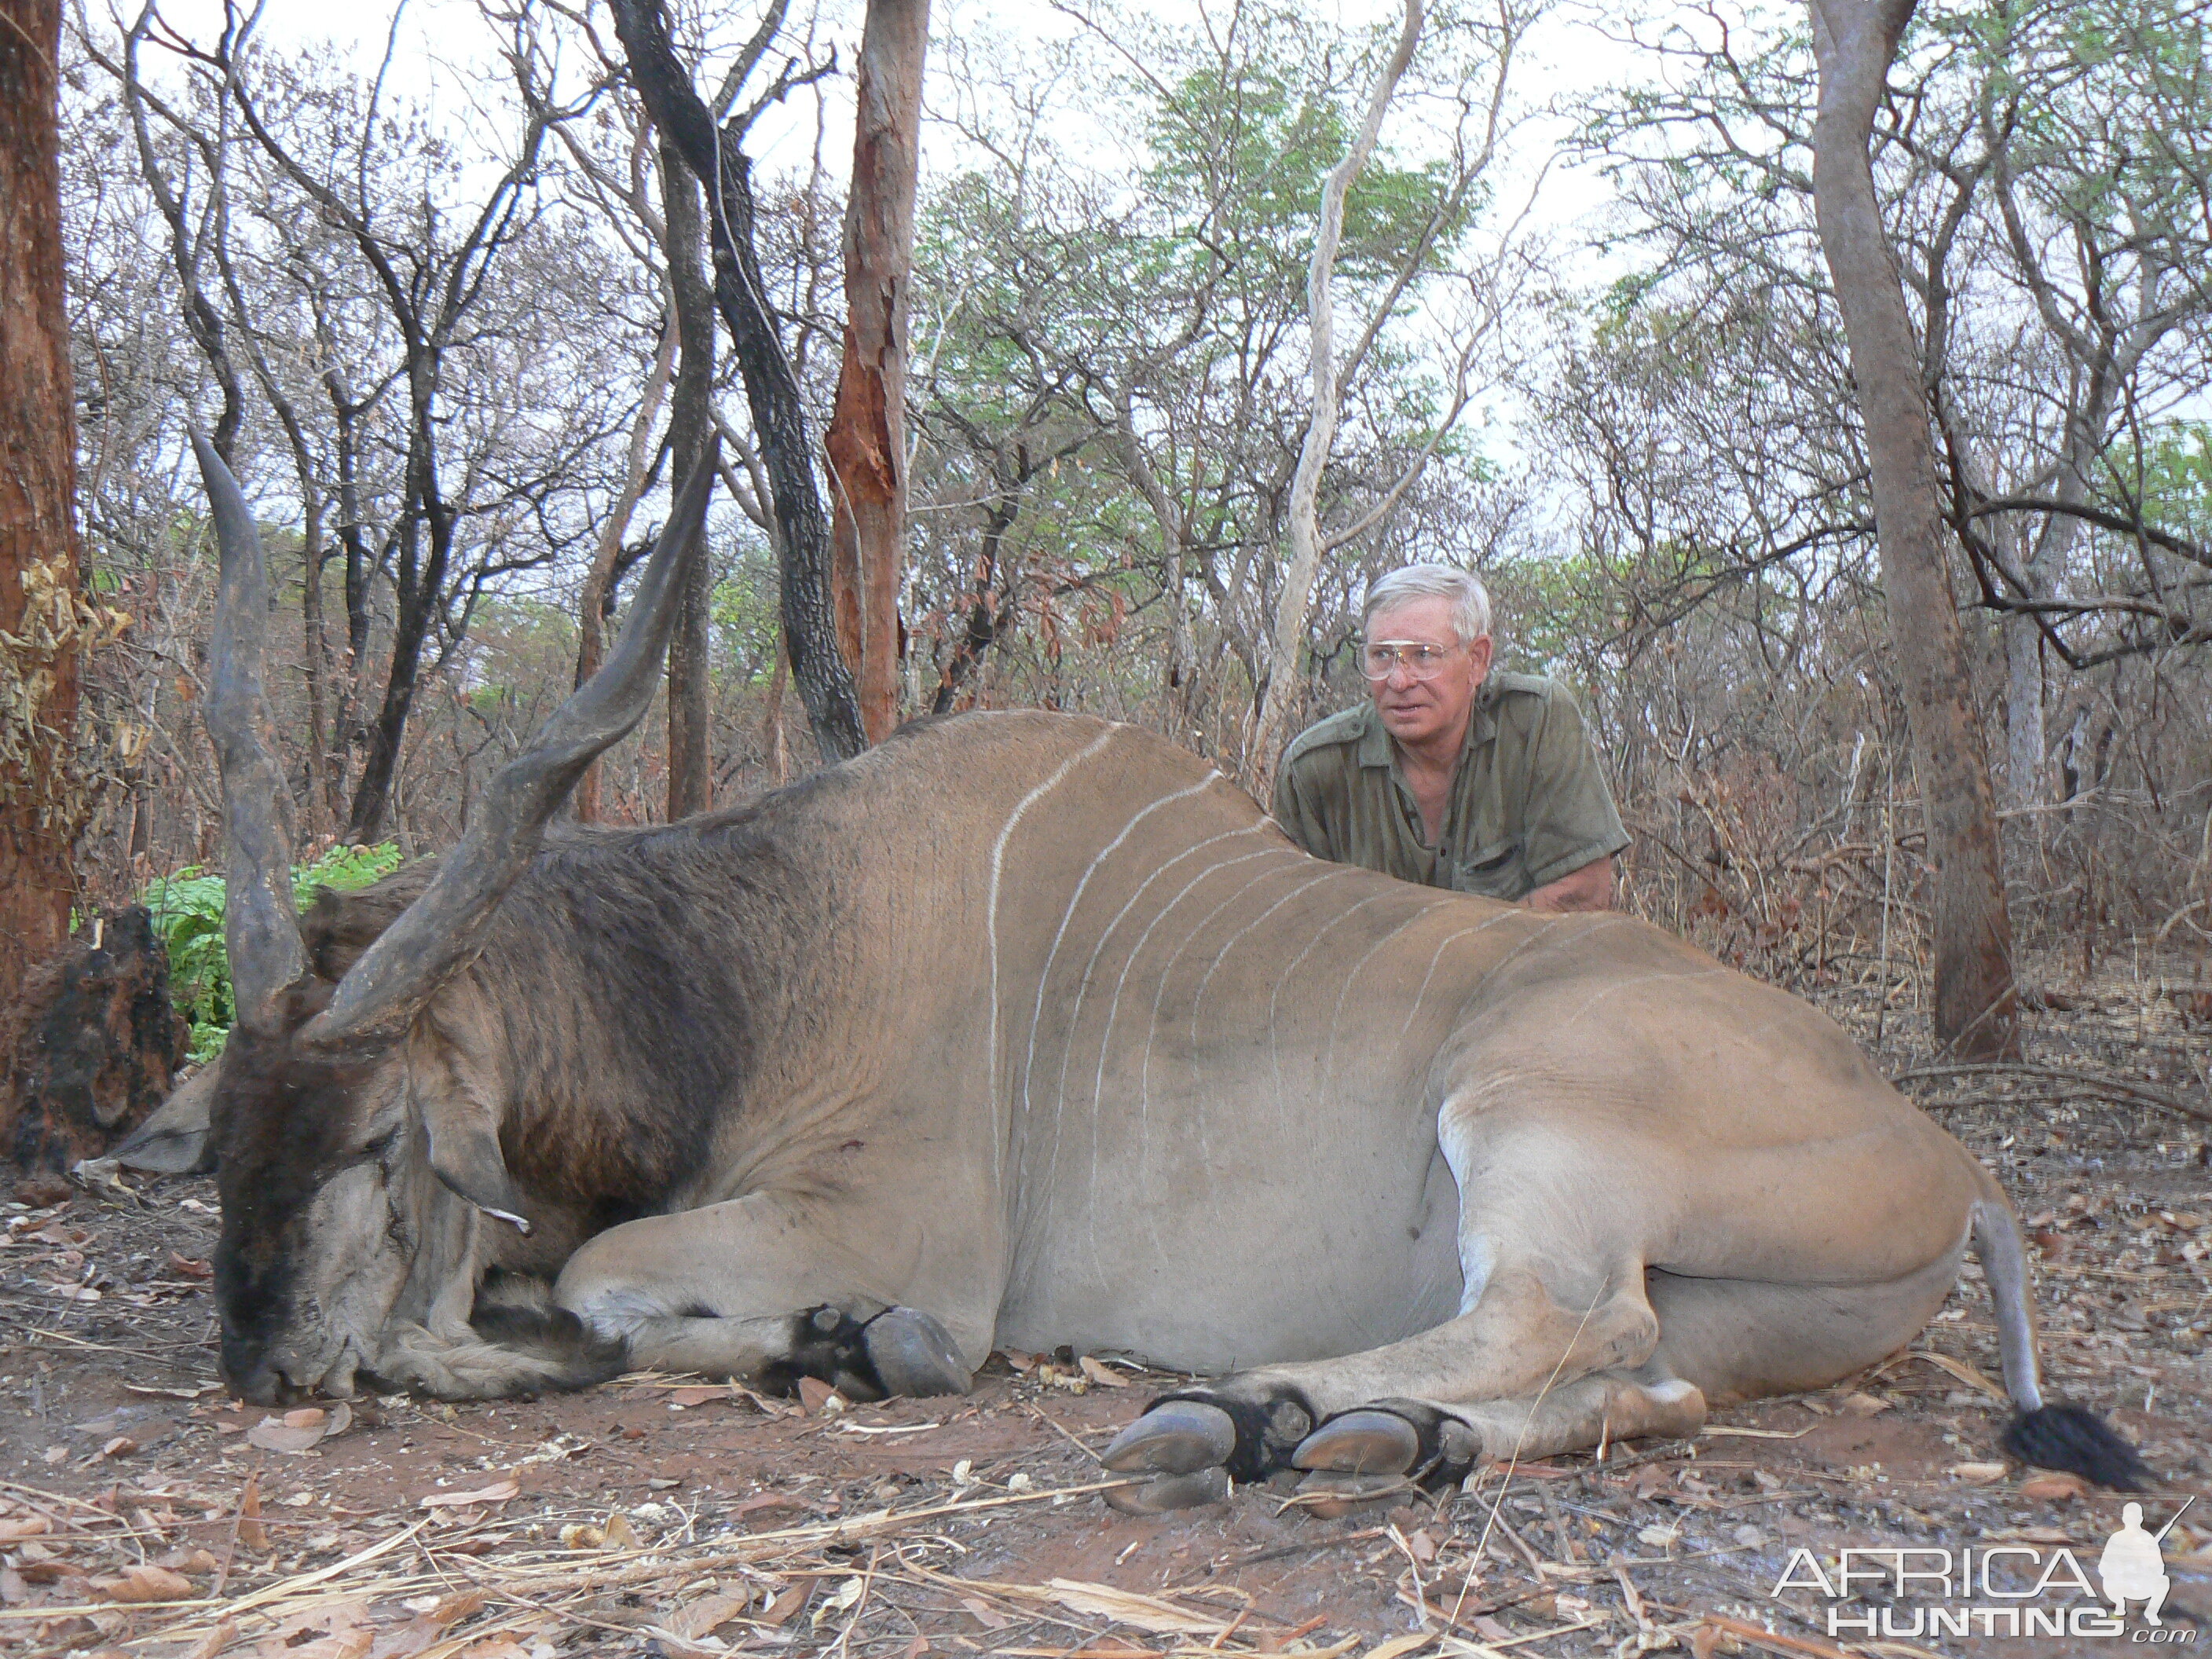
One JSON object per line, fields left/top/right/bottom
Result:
{"left": 1353, "top": 684, "right": 1500, "bottom": 770}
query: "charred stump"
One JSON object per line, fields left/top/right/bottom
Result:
{"left": 3, "top": 907, "right": 187, "bottom": 1171}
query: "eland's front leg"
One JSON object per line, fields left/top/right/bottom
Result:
{"left": 553, "top": 1192, "right": 991, "bottom": 1399}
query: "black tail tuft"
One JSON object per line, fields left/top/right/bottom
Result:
{"left": 468, "top": 1274, "right": 627, "bottom": 1392}
{"left": 2003, "top": 1402, "right": 2152, "bottom": 1491}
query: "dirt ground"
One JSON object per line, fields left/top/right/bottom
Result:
{"left": 0, "top": 962, "right": 2207, "bottom": 1659}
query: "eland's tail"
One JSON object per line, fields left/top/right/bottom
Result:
{"left": 1972, "top": 1190, "right": 2152, "bottom": 1489}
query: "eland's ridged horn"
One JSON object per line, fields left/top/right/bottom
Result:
{"left": 300, "top": 439, "right": 721, "bottom": 1047}
{"left": 196, "top": 434, "right": 309, "bottom": 1027}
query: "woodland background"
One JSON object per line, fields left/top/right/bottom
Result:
{"left": 34, "top": 0, "right": 2212, "bottom": 1024}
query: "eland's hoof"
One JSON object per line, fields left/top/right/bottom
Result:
{"left": 862, "top": 1307, "right": 972, "bottom": 1397}
{"left": 1291, "top": 1468, "right": 1415, "bottom": 1519}
{"left": 1101, "top": 1400, "right": 1238, "bottom": 1476}
{"left": 1291, "top": 1408, "right": 1423, "bottom": 1475}
{"left": 1104, "top": 1466, "right": 1232, "bottom": 1514}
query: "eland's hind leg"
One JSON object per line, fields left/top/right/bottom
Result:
{"left": 1104, "top": 1113, "right": 1673, "bottom": 1511}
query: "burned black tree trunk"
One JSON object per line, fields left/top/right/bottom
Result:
{"left": 4, "top": 909, "right": 188, "bottom": 1172}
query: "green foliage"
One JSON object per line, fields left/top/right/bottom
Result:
{"left": 144, "top": 842, "right": 404, "bottom": 1063}
{"left": 2132, "top": 421, "right": 2212, "bottom": 540}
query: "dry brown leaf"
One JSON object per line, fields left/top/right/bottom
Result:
{"left": 0, "top": 1516, "right": 51, "bottom": 1543}
{"left": 366, "top": 1621, "right": 445, "bottom": 1659}
{"left": 959, "top": 1595, "right": 1010, "bottom": 1631}
{"left": 168, "top": 1251, "right": 213, "bottom": 1279}
{"left": 249, "top": 1400, "right": 352, "bottom": 1454}
{"left": 2019, "top": 1472, "right": 2090, "bottom": 1502}
{"left": 1839, "top": 1392, "right": 1889, "bottom": 1417}
{"left": 434, "top": 1591, "right": 488, "bottom": 1625}
{"left": 95, "top": 1562, "right": 192, "bottom": 1602}
{"left": 663, "top": 1385, "right": 727, "bottom": 1408}
{"left": 1949, "top": 1461, "right": 2009, "bottom": 1485}
{"left": 237, "top": 1471, "right": 269, "bottom": 1552}
{"left": 99, "top": 1435, "right": 137, "bottom": 1458}
{"left": 449, "top": 1642, "right": 530, "bottom": 1659}
{"left": 796, "top": 1376, "right": 844, "bottom": 1415}
{"left": 665, "top": 1590, "right": 753, "bottom": 1639}
{"left": 366, "top": 1595, "right": 484, "bottom": 1659}
{"left": 418, "top": 1478, "right": 519, "bottom": 1509}
{"left": 1079, "top": 1356, "right": 1130, "bottom": 1387}
{"left": 1068, "top": 1642, "right": 1154, "bottom": 1659}
{"left": 247, "top": 1419, "right": 324, "bottom": 1453}
{"left": 760, "top": 1582, "right": 812, "bottom": 1625}
{"left": 184, "top": 1621, "right": 236, "bottom": 1659}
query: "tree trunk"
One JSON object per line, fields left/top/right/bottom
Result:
{"left": 574, "top": 320, "right": 679, "bottom": 823}
{"left": 1808, "top": 0, "right": 2017, "bottom": 1057}
{"left": 2, "top": 907, "right": 185, "bottom": 1171}
{"left": 664, "top": 138, "right": 716, "bottom": 818}
{"left": 610, "top": 0, "right": 867, "bottom": 764}
{"left": 826, "top": 0, "right": 928, "bottom": 745}
{"left": 1248, "top": 0, "right": 1423, "bottom": 793}
{"left": 0, "top": 0, "right": 84, "bottom": 1014}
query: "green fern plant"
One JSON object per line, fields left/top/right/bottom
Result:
{"left": 143, "top": 842, "right": 404, "bottom": 1063}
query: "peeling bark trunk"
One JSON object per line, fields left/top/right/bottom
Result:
{"left": 826, "top": 0, "right": 928, "bottom": 744}
{"left": 1809, "top": 0, "right": 2017, "bottom": 1057}
{"left": 664, "top": 138, "right": 716, "bottom": 819}
{"left": 0, "top": 0, "right": 83, "bottom": 1013}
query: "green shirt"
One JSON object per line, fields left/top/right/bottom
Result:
{"left": 1271, "top": 672, "right": 1630, "bottom": 901}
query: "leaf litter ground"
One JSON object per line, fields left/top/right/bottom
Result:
{"left": 1, "top": 963, "right": 2207, "bottom": 1659}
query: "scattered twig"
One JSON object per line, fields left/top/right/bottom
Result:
{"left": 1892, "top": 1060, "right": 2212, "bottom": 1126}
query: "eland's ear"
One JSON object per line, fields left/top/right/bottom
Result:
{"left": 110, "top": 1060, "right": 222, "bottom": 1175}
{"left": 412, "top": 1039, "right": 531, "bottom": 1234}
{"left": 427, "top": 1116, "right": 532, "bottom": 1236}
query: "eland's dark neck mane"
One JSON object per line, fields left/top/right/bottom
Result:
{"left": 319, "top": 771, "right": 854, "bottom": 1258}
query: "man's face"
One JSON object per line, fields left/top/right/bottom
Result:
{"left": 1365, "top": 595, "right": 1492, "bottom": 750}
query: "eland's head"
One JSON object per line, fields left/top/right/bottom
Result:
{"left": 190, "top": 434, "right": 713, "bottom": 1403}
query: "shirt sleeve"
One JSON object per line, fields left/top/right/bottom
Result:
{"left": 1271, "top": 750, "right": 1335, "bottom": 862}
{"left": 1517, "top": 687, "right": 1631, "bottom": 889}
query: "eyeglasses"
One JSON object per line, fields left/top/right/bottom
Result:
{"left": 1359, "top": 639, "right": 1463, "bottom": 681}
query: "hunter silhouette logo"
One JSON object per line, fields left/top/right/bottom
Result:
{"left": 2100, "top": 1499, "right": 2192, "bottom": 1627}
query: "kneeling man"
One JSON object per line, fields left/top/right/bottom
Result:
{"left": 1272, "top": 565, "right": 1628, "bottom": 912}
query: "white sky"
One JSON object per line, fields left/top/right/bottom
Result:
{"left": 133, "top": 0, "right": 1657, "bottom": 245}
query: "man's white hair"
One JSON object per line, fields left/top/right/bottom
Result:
{"left": 1363, "top": 564, "right": 1492, "bottom": 646}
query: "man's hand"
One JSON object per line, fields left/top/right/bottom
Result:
{"left": 1521, "top": 855, "right": 1615, "bottom": 914}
